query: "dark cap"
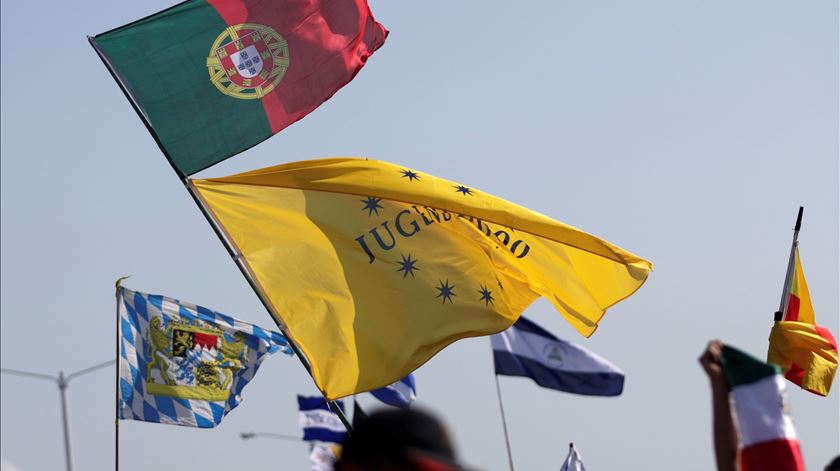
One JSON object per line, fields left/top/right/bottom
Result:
{"left": 336, "top": 407, "right": 463, "bottom": 471}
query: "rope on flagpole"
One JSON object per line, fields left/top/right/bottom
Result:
{"left": 774, "top": 206, "right": 804, "bottom": 321}
{"left": 88, "top": 37, "right": 354, "bottom": 434}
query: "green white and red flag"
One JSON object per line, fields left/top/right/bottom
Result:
{"left": 722, "top": 345, "right": 805, "bottom": 471}
{"left": 91, "top": 0, "right": 387, "bottom": 176}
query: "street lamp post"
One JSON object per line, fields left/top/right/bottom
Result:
{"left": 240, "top": 431, "right": 302, "bottom": 442}
{"left": 1, "top": 360, "right": 115, "bottom": 471}
{"left": 58, "top": 371, "right": 74, "bottom": 471}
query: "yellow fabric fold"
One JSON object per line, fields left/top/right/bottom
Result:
{"left": 769, "top": 322, "right": 838, "bottom": 397}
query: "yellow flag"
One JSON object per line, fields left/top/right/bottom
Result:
{"left": 769, "top": 247, "right": 838, "bottom": 396}
{"left": 769, "top": 322, "right": 838, "bottom": 396}
{"left": 192, "top": 158, "right": 652, "bottom": 399}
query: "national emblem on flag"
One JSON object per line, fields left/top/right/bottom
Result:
{"left": 492, "top": 316, "right": 624, "bottom": 396}
{"left": 91, "top": 0, "right": 387, "bottom": 176}
{"left": 210, "top": 25, "right": 288, "bottom": 97}
{"left": 118, "top": 286, "right": 291, "bottom": 427}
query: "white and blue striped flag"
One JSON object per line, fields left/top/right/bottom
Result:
{"left": 370, "top": 374, "right": 416, "bottom": 408}
{"left": 560, "top": 443, "right": 587, "bottom": 471}
{"left": 118, "top": 286, "right": 291, "bottom": 428}
{"left": 492, "top": 316, "right": 624, "bottom": 396}
{"left": 298, "top": 396, "right": 347, "bottom": 443}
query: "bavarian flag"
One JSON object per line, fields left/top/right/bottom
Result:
{"left": 91, "top": 0, "right": 387, "bottom": 176}
{"left": 768, "top": 247, "right": 838, "bottom": 396}
{"left": 118, "top": 286, "right": 292, "bottom": 427}
{"left": 192, "top": 158, "right": 653, "bottom": 399}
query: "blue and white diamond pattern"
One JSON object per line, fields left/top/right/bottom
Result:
{"left": 118, "top": 287, "right": 291, "bottom": 428}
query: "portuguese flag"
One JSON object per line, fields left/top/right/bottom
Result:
{"left": 722, "top": 345, "right": 804, "bottom": 471}
{"left": 91, "top": 0, "right": 387, "bottom": 176}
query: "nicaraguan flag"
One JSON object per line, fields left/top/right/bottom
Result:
{"left": 370, "top": 374, "right": 417, "bottom": 407}
{"left": 492, "top": 316, "right": 624, "bottom": 396}
{"left": 298, "top": 396, "right": 347, "bottom": 443}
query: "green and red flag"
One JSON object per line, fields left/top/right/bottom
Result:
{"left": 722, "top": 345, "right": 804, "bottom": 471}
{"left": 91, "top": 0, "right": 387, "bottom": 176}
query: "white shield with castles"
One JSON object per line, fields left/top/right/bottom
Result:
{"left": 229, "top": 45, "right": 263, "bottom": 78}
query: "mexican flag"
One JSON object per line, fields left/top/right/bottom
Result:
{"left": 722, "top": 345, "right": 805, "bottom": 471}
{"left": 91, "top": 0, "right": 387, "bottom": 176}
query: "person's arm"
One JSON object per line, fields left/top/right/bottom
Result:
{"left": 699, "top": 340, "right": 739, "bottom": 471}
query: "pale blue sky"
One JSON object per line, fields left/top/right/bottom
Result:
{"left": 2, "top": 1, "right": 838, "bottom": 470}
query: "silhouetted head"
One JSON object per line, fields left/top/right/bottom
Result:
{"left": 825, "top": 455, "right": 840, "bottom": 471}
{"left": 335, "top": 407, "right": 460, "bottom": 471}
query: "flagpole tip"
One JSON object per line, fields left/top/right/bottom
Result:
{"left": 794, "top": 206, "right": 804, "bottom": 231}
{"left": 115, "top": 275, "right": 131, "bottom": 290}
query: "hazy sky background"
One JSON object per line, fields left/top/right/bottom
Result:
{"left": 2, "top": 1, "right": 838, "bottom": 470}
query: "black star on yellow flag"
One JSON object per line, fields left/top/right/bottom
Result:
{"left": 192, "top": 158, "right": 652, "bottom": 399}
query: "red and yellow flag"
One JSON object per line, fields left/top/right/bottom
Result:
{"left": 768, "top": 247, "right": 838, "bottom": 396}
{"left": 782, "top": 247, "right": 814, "bottom": 323}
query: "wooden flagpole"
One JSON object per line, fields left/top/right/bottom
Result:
{"left": 774, "top": 206, "right": 804, "bottom": 322}
{"left": 88, "top": 37, "right": 353, "bottom": 432}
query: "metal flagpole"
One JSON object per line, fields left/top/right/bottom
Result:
{"left": 114, "top": 277, "right": 130, "bottom": 471}
{"left": 88, "top": 36, "right": 353, "bottom": 433}
{"left": 774, "top": 206, "right": 804, "bottom": 322}
{"left": 57, "top": 371, "right": 74, "bottom": 471}
{"left": 493, "top": 373, "right": 516, "bottom": 471}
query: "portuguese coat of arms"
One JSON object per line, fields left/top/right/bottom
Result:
{"left": 207, "top": 23, "right": 290, "bottom": 100}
